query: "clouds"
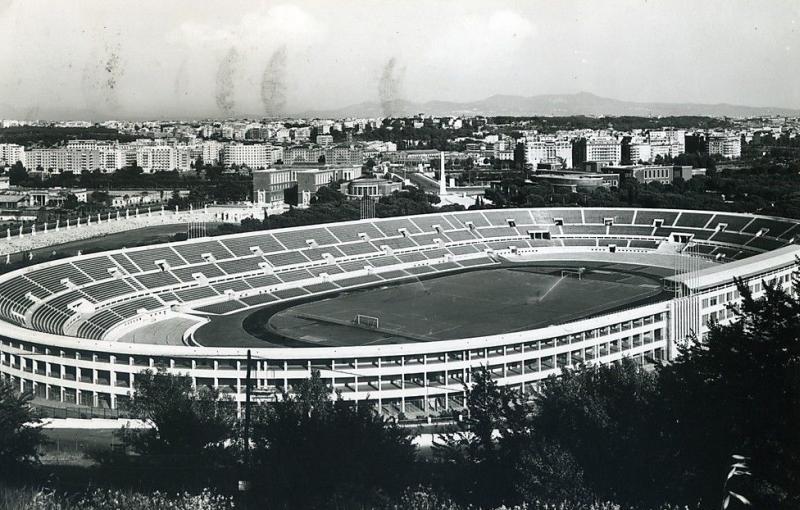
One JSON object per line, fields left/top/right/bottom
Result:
{"left": 0, "top": 0, "right": 797, "bottom": 119}
{"left": 427, "top": 10, "right": 535, "bottom": 69}
{"left": 168, "top": 4, "right": 324, "bottom": 49}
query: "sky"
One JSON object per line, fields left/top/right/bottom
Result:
{"left": 0, "top": 0, "right": 798, "bottom": 120}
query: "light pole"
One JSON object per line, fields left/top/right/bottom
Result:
{"left": 239, "top": 349, "right": 253, "bottom": 505}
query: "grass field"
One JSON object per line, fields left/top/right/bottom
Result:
{"left": 238, "top": 263, "right": 669, "bottom": 348}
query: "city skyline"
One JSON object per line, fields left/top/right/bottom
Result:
{"left": 0, "top": 0, "right": 799, "bottom": 120}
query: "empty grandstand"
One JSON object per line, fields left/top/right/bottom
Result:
{"left": 0, "top": 208, "right": 798, "bottom": 418}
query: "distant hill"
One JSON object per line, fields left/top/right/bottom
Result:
{"left": 297, "top": 92, "right": 800, "bottom": 119}
{"left": 3, "top": 91, "right": 798, "bottom": 121}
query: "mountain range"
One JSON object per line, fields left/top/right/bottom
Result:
{"left": 297, "top": 92, "right": 800, "bottom": 119}
{"left": 2, "top": 92, "right": 798, "bottom": 121}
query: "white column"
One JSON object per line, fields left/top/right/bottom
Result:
{"left": 439, "top": 151, "right": 446, "bottom": 195}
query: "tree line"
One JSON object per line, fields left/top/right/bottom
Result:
{"left": 483, "top": 160, "right": 800, "bottom": 219}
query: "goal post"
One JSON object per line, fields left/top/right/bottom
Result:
{"left": 560, "top": 267, "right": 585, "bottom": 280}
{"left": 354, "top": 314, "right": 380, "bottom": 329}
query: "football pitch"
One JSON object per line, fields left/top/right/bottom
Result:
{"left": 240, "top": 263, "right": 669, "bottom": 348}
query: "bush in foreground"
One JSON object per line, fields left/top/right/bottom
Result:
{"left": 1, "top": 484, "right": 704, "bottom": 510}
{"left": 0, "top": 379, "right": 44, "bottom": 474}
{"left": 0, "top": 486, "right": 234, "bottom": 510}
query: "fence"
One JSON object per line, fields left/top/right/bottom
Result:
{"left": 34, "top": 402, "right": 131, "bottom": 420}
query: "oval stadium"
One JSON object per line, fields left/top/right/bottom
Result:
{"left": 0, "top": 207, "right": 798, "bottom": 420}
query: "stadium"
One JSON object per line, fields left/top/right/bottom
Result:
{"left": 0, "top": 207, "right": 798, "bottom": 419}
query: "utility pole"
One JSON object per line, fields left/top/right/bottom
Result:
{"left": 239, "top": 349, "right": 253, "bottom": 506}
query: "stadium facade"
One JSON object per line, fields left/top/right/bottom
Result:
{"left": 0, "top": 208, "right": 798, "bottom": 418}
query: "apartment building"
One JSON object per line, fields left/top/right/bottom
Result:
{"left": 221, "top": 143, "right": 282, "bottom": 169}
{"left": 572, "top": 136, "right": 622, "bottom": 166}
{"left": 135, "top": 145, "right": 191, "bottom": 173}
{"left": 0, "top": 144, "right": 25, "bottom": 166}
{"left": 705, "top": 133, "right": 742, "bottom": 159}
{"left": 27, "top": 146, "right": 125, "bottom": 173}
{"left": 525, "top": 137, "right": 573, "bottom": 168}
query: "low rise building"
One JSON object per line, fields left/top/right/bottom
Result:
{"left": 297, "top": 165, "right": 363, "bottom": 205}
{"left": 610, "top": 165, "right": 707, "bottom": 185}
{"left": 341, "top": 178, "right": 402, "bottom": 199}
{"left": 252, "top": 167, "right": 298, "bottom": 207}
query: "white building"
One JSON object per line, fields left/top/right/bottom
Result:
{"left": 647, "top": 130, "right": 685, "bottom": 159}
{"left": 222, "top": 143, "right": 282, "bottom": 169}
{"left": 706, "top": 133, "right": 742, "bottom": 159}
{"left": 201, "top": 141, "right": 224, "bottom": 165}
{"left": 0, "top": 144, "right": 25, "bottom": 167}
{"left": 628, "top": 143, "right": 653, "bottom": 164}
{"left": 525, "top": 137, "right": 573, "bottom": 168}
{"left": 136, "top": 146, "right": 191, "bottom": 173}
{"left": 572, "top": 136, "right": 622, "bottom": 166}
{"left": 27, "top": 147, "right": 124, "bottom": 174}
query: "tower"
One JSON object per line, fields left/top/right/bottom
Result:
{"left": 439, "top": 151, "right": 446, "bottom": 195}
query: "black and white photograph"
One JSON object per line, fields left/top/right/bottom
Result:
{"left": 0, "top": 1, "right": 798, "bottom": 508}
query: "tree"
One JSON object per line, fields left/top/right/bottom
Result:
{"left": 119, "top": 369, "right": 235, "bottom": 456}
{"left": 89, "top": 190, "right": 111, "bottom": 207}
{"left": 656, "top": 275, "right": 800, "bottom": 508}
{"left": 363, "top": 157, "right": 376, "bottom": 174}
{"left": 532, "top": 359, "right": 661, "bottom": 504}
{"left": 515, "top": 438, "right": 589, "bottom": 503}
{"left": 435, "top": 367, "right": 531, "bottom": 507}
{"left": 249, "top": 370, "right": 416, "bottom": 509}
{"left": 8, "top": 161, "right": 27, "bottom": 185}
{"left": 0, "top": 379, "right": 44, "bottom": 474}
{"left": 61, "top": 193, "right": 79, "bottom": 210}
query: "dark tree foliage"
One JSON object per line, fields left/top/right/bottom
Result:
{"left": 434, "top": 367, "right": 533, "bottom": 507}
{"left": 249, "top": 370, "right": 416, "bottom": 509}
{"left": 118, "top": 369, "right": 236, "bottom": 456}
{"left": 514, "top": 438, "right": 590, "bottom": 503}
{"left": 655, "top": 275, "right": 800, "bottom": 508}
{"left": 7, "top": 161, "right": 27, "bottom": 185}
{"left": 532, "top": 359, "right": 661, "bottom": 504}
{"left": 358, "top": 119, "right": 481, "bottom": 150}
{"left": 490, "top": 115, "right": 733, "bottom": 133}
{"left": 0, "top": 379, "right": 44, "bottom": 473}
{"left": 375, "top": 186, "right": 440, "bottom": 217}
{"left": 235, "top": 184, "right": 462, "bottom": 234}
{"left": 482, "top": 160, "right": 800, "bottom": 217}
{"left": 0, "top": 126, "right": 136, "bottom": 147}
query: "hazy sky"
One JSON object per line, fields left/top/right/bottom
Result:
{"left": 0, "top": 0, "right": 798, "bottom": 119}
